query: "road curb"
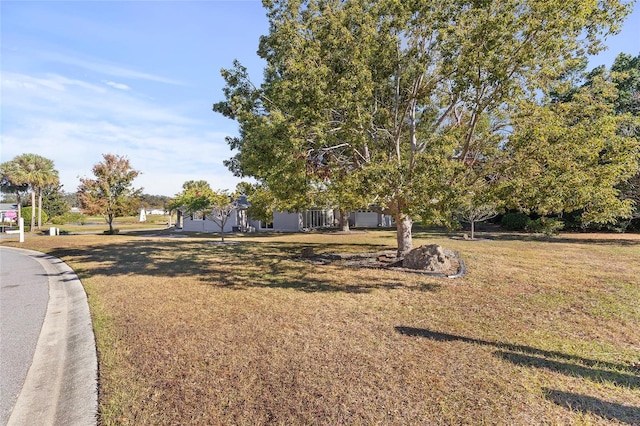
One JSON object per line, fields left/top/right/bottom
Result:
{"left": 6, "top": 248, "right": 98, "bottom": 426}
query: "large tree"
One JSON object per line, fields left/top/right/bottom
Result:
{"left": 503, "top": 72, "right": 638, "bottom": 224}
{"left": 215, "top": 0, "right": 632, "bottom": 255}
{"left": 611, "top": 52, "right": 640, "bottom": 221}
{"left": 78, "top": 154, "right": 142, "bottom": 234}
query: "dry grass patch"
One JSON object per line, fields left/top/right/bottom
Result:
{"left": 3, "top": 230, "right": 639, "bottom": 425}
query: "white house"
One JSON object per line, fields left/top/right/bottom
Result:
{"left": 181, "top": 206, "right": 393, "bottom": 233}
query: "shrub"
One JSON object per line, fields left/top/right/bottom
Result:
{"left": 51, "top": 215, "right": 66, "bottom": 225}
{"left": 526, "top": 217, "right": 565, "bottom": 236}
{"left": 20, "top": 207, "right": 48, "bottom": 227}
{"left": 501, "top": 212, "right": 532, "bottom": 230}
{"left": 51, "top": 212, "right": 86, "bottom": 225}
{"left": 65, "top": 212, "right": 86, "bottom": 225}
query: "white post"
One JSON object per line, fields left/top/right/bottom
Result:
{"left": 18, "top": 217, "right": 24, "bottom": 243}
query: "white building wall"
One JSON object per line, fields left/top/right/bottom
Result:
{"left": 349, "top": 211, "right": 394, "bottom": 227}
{"left": 273, "top": 212, "right": 302, "bottom": 232}
{"left": 351, "top": 211, "right": 379, "bottom": 227}
{"left": 182, "top": 214, "right": 239, "bottom": 233}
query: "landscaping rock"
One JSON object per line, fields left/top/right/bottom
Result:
{"left": 403, "top": 244, "right": 453, "bottom": 272}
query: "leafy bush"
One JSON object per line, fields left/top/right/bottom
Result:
{"left": 20, "top": 207, "right": 48, "bottom": 227}
{"left": 51, "top": 212, "right": 86, "bottom": 225}
{"left": 66, "top": 212, "right": 86, "bottom": 225}
{"left": 526, "top": 217, "right": 565, "bottom": 236}
{"left": 50, "top": 215, "right": 66, "bottom": 225}
{"left": 501, "top": 212, "right": 532, "bottom": 230}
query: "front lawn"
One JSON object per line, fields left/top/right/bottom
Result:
{"left": 4, "top": 230, "right": 639, "bottom": 425}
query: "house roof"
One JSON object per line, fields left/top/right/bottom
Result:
{"left": 0, "top": 203, "right": 18, "bottom": 212}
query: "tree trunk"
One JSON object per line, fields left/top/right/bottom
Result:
{"left": 395, "top": 213, "right": 413, "bottom": 257}
{"left": 38, "top": 190, "right": 43, "bottom": 230}
{"left": 16, "top": 191, "right": 22, "bottom": 223}
{"left": 107, "top": 214, "right": 114, "bottom": 234}
{"left": 339, "top": 209, "right": 350, "bottom": 232}
{"left": 30, "top": 190, "right": 36, "bottom": 232}
{"left": 471, "top": 220, "right": 475, "bottom": 240}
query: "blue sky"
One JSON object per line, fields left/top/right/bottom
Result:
{"left": 1, "top": 1, "right": 638, "bottom": 197}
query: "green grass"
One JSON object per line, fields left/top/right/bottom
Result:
{"left": 3, "top": 229, "right": 639, "bottom": 425}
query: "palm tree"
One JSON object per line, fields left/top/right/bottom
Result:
{"left": 32, "top": 156, "right": 59, "bottom": 229}
{"left": 0, "top": 160, "right": 28, "bottom": 221}
{"left": 6, "top": 154, "right": 59, "bottom": 231}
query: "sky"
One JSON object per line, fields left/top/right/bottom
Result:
{"left": 1, "top": 1, "right": 639, "bottom": 197}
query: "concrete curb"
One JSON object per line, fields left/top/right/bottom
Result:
{"left": 6, "top": 248, "right": 97, "bottom": 426}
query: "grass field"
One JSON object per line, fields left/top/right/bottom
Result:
{"left": 3, "top": 228, "right": 639, "bottom": 425}
{"left": 38, "top": 214, "right": 172, "bottom": 234}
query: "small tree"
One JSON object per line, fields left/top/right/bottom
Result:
{"left": 169, "top": 180, "right": 215, "bottom": 221}
{"left": 236, "top": 181, "right": 275, "bottom": 225}
{"left": 456, "top": 201, "right": 499, "bottom": 240}
{"left": 42, "top": 184, "right": 70, "bottom": 222}
{"left": 209, "top": 190, "right": 238, "bottom": 242}
{"left": 78, "top": 154, "right": 142, "bottom": 234}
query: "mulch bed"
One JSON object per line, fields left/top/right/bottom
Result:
{"left": 297, "top": 249, "right": 464, "bottom": 277}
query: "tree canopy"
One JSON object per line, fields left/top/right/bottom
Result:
{"left": 0, "top": 153, "right": 59, "bottom": 230}
{"left": 78, "top": 154, "right": 142, "bottom": 234}
{"left": 215, "top": 0, "right": 635, "bottom": 254}
{"left": 169, "top": 180, "right": 215, "bottom": 219}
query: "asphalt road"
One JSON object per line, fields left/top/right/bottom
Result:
{"left": 0, "top": 248, "right": 49, "bottom": 425}
{"left": 0, "top": 246, "right": 97, "bottom": 426}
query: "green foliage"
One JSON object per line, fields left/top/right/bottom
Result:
{"left": 1, "top": 153, "right": 59, "bottom": 230}
{"left": 504, "top": 72, "right": 639, "bottom": 224}
{"left": 236, "top": 182, "right": 275, "bottom": 223}
{"left": 209, "top": 189, "right": 239, "bottom": 242}
{"left": 501, "top": 212, "right": 532, "bottom": 231}
{"left": 42, "top": 184, "right": 71, "bottom": 218}
{"left": 21, "top": 207, "right": 48, "bottom": 227}
{"left": 139, "top": 194, "right": 171, "bottom": 209}
{"left": 78, "top": 154, "right": 142, "bottom": 234}
{"left": 169, "top": 180, "right": 215, "bottom": 219}
{"left": 51, "top": 212, "right": 85, "bottom": 225}
{"left": 526, "top": 217, "right": 565, "bottom": 236}
{"left": 611, "top": 52, "right": 640, "bottom": 116}
{"left": 216, "top": 0, "right": 632, "bottom": 252}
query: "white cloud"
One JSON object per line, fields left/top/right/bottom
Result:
{"left": 41, "top": 50, "right": 185, "bottom": 86}
{"left": 1, "top": 71, "right": 241, "bottom": 195}
{"left": 104, "top": 81, "right": 131, "bottom": 91}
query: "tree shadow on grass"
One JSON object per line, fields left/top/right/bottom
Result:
{"left": 395, "top": 327, "right": 638, "bottom": 388}
{"left": 408, "top": 226, "right": 640, "bottom": 247}
{"left": 544, "top": 389, "right": 640, "bottom": 424}
{"left": 494, "top": 351, "right": 640, "bottom": 389}
{"left": 42, "top": 238, "right": 439, "bottom": 294}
